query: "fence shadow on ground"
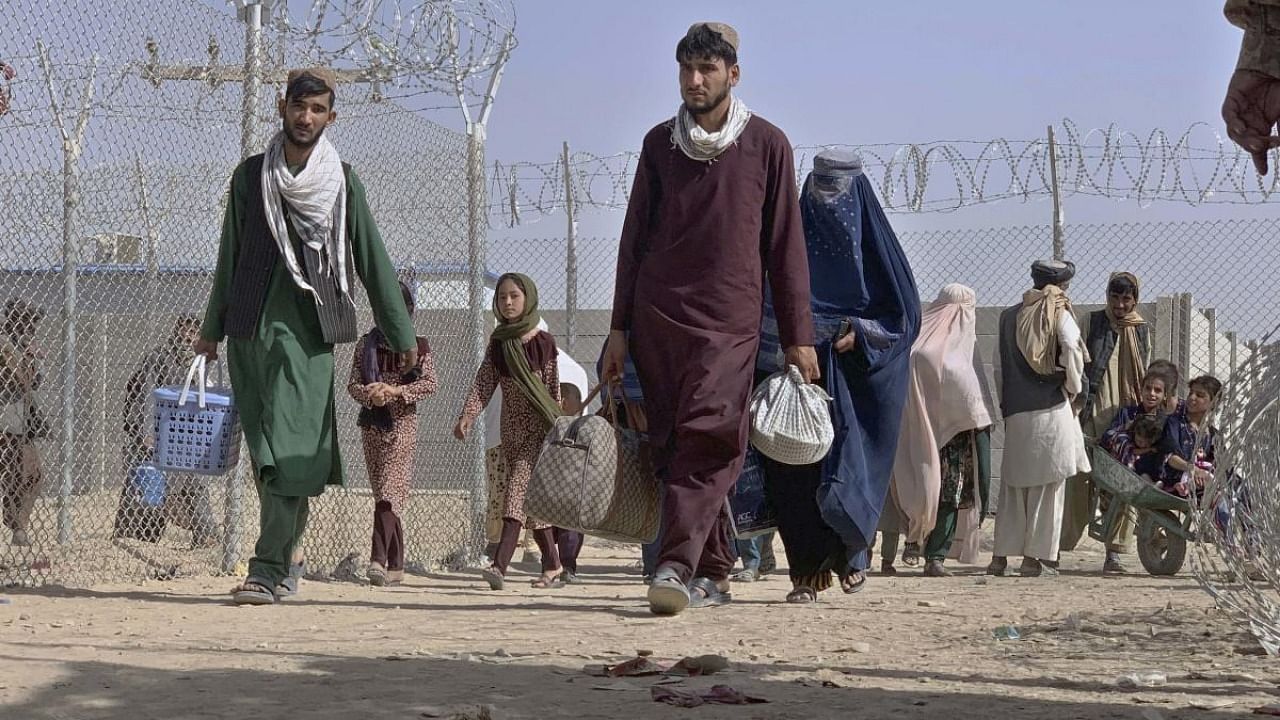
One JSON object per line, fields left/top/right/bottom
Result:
{"left": 0, "top": 649, "right": 1243, "bottom": 720}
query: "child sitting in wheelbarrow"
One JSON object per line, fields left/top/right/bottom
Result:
{"left": 1099, "top": 365, "right": 1178, "bottom": 455}
{"left": 1159, "top": 375, "right": 1220, "bottom": 500}
{"left": 1110, "top": 412, "right": 1170, "bottom": 483}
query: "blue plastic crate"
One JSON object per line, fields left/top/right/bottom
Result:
{"left": 152, "top": 381, "right": 241, "bottom": 476}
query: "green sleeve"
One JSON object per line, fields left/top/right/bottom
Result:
{"left": 200, "top": 163, "right": 248, "bottom": 343}
{"left": 346, "top": 169, "right": 413, "bottom": 353}
{"left": 1227, "top": 0, "right": 1280, "bottom": 78}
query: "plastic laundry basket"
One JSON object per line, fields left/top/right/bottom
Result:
{"left": 153, "top": 356, "right": 241, "bottom": 475}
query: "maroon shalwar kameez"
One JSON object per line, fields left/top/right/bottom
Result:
{"left": 612, "top": 115, "right": 813, "bottom": 584}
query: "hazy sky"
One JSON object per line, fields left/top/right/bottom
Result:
{"left": 16, "top": 1, "right": 1274, "bottom": 330}
{"left": 469, "top": 1, "right": 1257, "bottom": 234}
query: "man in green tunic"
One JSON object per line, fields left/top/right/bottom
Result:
{"left": 196, "top": 69, "right": 417, "bottom": 605}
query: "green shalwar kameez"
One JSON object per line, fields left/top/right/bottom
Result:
{"left": 201, "top": 159, "right": 414, "bottom": 587}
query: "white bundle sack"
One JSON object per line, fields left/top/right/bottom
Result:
{"left": 749, "top": 365, "right": 834, "bottom": 465}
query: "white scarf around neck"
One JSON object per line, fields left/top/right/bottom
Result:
{"left": 672, "top": 94, "right": 752, "bottom": 162}
{"left": 261, "top": 131, "right": 350, "bottom": 303}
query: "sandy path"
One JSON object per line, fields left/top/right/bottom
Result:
{"left": 0, "top": 536, "right": 1272, "bottom": 720}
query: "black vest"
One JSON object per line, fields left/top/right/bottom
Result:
{"left": 223, "top": 154, "right": 358, "bottom": 345}
{"left": 1082, "top": 309, "right": 1151, "bottom": 420}
{"left": 997, "top": 304, "right": 1087, "bottom": 418}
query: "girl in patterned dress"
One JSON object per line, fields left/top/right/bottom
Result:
{"left": 348, "top": 281, "right": 438, "bottom": 586}
{"left": 455, "top": 273, "right": 565, "bottom": 590}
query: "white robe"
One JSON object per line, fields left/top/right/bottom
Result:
{"left": 995, "top": 309, "right": 1091, "bottom": 559}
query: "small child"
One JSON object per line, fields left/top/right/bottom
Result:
{"left": 1111, "top": 412, "right": 1168, "bottom": 480}
{"left": 1100, "top": 366, "right": 1177, "bottom": 454}
{"left": 1160, "top": 374, "right": 1221, "bottom": 499}
{"left": 1146, "top": 359, "right": 1184, "bottom": 415}
{"left": 455, "top": 273, "right": 565, "bottom": 590}
{"left": 348, "top": 281, "right": 438, "bottom": 587}
{"left": 552, "top": 378, "right": 587, "bottom": 583}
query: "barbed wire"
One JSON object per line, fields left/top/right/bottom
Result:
{"left": 488, "top": 119, "right": 1280, "bottom": 226}
{"left": 274, "top": 0, "right": 516, "bottom": 103}
{"left": 1190, "top": 325, "right": 1280, "bottom": 654}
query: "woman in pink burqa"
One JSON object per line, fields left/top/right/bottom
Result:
{"left": 885, "top": 284, "right": 994, "bottom": 577}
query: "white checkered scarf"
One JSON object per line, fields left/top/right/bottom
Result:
{"left": 261, "top": 131, "right": 350, "bottom": 302}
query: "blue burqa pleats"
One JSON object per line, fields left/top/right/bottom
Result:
{"left": 803, "top": 153, "right": 921, "bottom": 569}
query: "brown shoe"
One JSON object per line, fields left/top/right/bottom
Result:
{"left": 923, "top": 559, "right": 952, "bottom": 577}
{"left": 880, "top": 561, "right": 898, "bottom": 576}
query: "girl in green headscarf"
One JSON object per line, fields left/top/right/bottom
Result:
{"left": 455, "top": 273, "right": 566, "bottom": 590}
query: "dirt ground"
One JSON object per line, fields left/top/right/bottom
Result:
{"left": 0, "top": 532, "right": 1274, "bottom": 720}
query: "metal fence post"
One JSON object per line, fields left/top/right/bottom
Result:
{"left": 463, "top": 123, "right": 490, "bottom": 566}
{"left": 56, "top": 138, "right": 79, "bottom": 546}
{"left": 38, "top": 43, "right": 97, "bottom": 545}
{"left": 562, "top": 141, "right": 578, "bottom": 352}
{"left": 222, "top": 0, "right": 263, "bottom": 572}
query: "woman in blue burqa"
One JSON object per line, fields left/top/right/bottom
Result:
{"left": 756, "top": 150, "right": 920, "bottom": 603}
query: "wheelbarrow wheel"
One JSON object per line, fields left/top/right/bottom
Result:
{"left": 1136, "top": 509, "right": 1186, "bottom": 576}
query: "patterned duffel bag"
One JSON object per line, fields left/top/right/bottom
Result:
{"left": 526, "top": 386, "right": 659, "bottom": 544}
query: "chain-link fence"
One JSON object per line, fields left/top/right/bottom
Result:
{"left": 6, "top": 1, "right": 1279, "bottom": 589}
{"left": 490, "top": 218, "right": 1279, "bottom": 498}
{"left": 2, "top": 1, "right": 488, "bottom": 586}
{"left": 494, "top": 218, "right": 1280, "bottom": 369}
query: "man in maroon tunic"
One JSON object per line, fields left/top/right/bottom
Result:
{"left": 601, "top": 22, "right": 817, "bottom": 616}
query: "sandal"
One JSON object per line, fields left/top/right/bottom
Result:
{"left": 647, "top": 566, "right": 691, "bottom": 616}
{"left": 481, "top": 566, "right": 505, "bottom": 590}
{"left": 232, "top": 578, "right": 277, "bottom": 606}
{"left": 902, "top": 542, "right": 922, "bottom": 567}
{"left": 786, "top": 586, "right": 818, "bottom": 604}
{"left": 530, "top": 570, "right": 565, "bottom": 589}
{"left": 840, "top": 570, "right": 867, "bottom": 594}
{"left": 688, "top": 577, "right": 733, "bottom": 609}
{"left": 277, "top": 561, "right": 305, "bottom": 598}
{"left": 368, "top": 562, "right": 388, "bottom": 587}
{"left": 387, "top": 569, "right": 405, "bottom": 585}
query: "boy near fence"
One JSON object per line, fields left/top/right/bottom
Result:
{"left": 0, "top": 299, "right": 45, "bottom": 547}
{"left": 347, "top": 281, "right": 437, "bottom": 587}
{"left": 1161, "top": 375, "right": 1221, "bottom": 498}
{"left": 454, "top": 273, "right": 565, "bottom": 590}
{"left": 117, "top": 315, "right": 219, "bottom": 548}
{"left": 195, "top": 69, "right": 417, "bottom": 606}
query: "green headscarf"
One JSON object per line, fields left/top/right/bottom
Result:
{"left": 492, "top": 273, "right": 562, "bottom": 426}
